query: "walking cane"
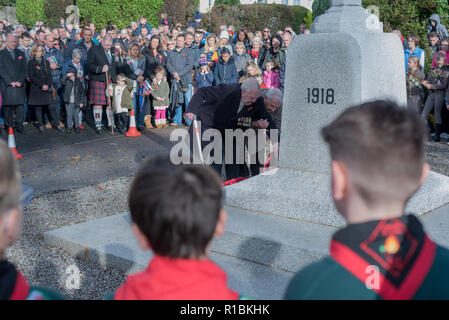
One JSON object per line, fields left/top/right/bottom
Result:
{"left": 192, "top": 115, "right": 204, "bottom": 164}
{"left": 105, "top": 70, "right": 114, "bottom": 134}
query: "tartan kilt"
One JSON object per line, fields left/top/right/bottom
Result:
{"left": 89, "top": 80, "right": 107, "bottom": 106}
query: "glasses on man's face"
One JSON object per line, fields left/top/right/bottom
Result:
{"left": 264, "top": 30, "right": 269, "bottom": 33}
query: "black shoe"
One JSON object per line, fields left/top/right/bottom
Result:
{"left": 96, "top": 128, "right": 103, "bottom": 135}
{"left": 74, "top": 127, "right": 80, "bottom": 133}
{"left": 137, "top": 126, "right": 144, "bottom": 132}
{"left": 56, "top": 127, "right": 63, "bottom": 133}
{"left": 16, "top": 128, "right": 26, "bottom": 135}
{"left": 66, "top": 128, "right": 72, "bottom": 134}
{"left": 433, "top": 124, "right": 442, "bottom": 142}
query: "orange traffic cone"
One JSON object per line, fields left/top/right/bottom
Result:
{"left": 125, "top": 109, "right": 141, "bottom": 137}
{"left": 8, "top": 128, "right": 22, "bottom": 160}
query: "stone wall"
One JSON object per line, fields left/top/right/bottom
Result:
{"left": 0, "top": 6, "right": 18, "bottom": 25}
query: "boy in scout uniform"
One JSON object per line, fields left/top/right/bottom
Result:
{"left": 285, "top": 101, "right": 449, "bottom": 300}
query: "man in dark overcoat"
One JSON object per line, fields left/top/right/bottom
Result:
{"left": 87, "top": 34, "right": 119, "bottom": 134}
{"left": 0, "top": 33, "right": 27, "bottom": 135}
{"left": 185, "top": 78, "right": 277, "bottom": 180}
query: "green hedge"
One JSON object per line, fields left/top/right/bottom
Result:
{"left": 312, "top": 0, "right": 449, "bottom": 48}
{"left": 0, "top": 0, "right": 16, "bottom": 7}
{"left": 77, "top": 0, "right": 163, "bottom": 29}
{"left": 203, "top": 4, "right": 311, "bottom": 34}
{"left": 214, "top": 0, "right": 240, "bottom": 5}
{"left": 162, "top": 0, "right": 199, "bottom": 27}
{"left": 312, "top": 0, "right": 330, "bottom": 19}
{"left": 16, "top": 0, "right": 45, "bottom": 28}
{"left": 44, "top": 0, "right": 74, "bottom": 28}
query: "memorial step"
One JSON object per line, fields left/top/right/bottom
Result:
{"left": 44, "top": 207, "right": 338, "bottom": 299}
{"left": 225, "top": 169, "right": 449, "bottom": 228}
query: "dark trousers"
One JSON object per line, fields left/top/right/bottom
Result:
{"left": 422, "top": 92, "right": 445, "bottom": 124}
{"left": 34, "top": 105, "right": 59, "bottom": 127}
{"left": 3, "top": 105, "right": 24, "bottom": 131}
{"left": 210, "top": 139, "right": 241, "bottom": 181}
{"left": 117, "top": 112, "right": 129, "bottom": 132}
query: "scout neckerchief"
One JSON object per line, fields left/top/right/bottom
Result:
{"left": 330, "top": 214, "right": 436, "bottom": 300}
{"left": 431, "top": 67, "right": 443, "bottom": 82}
{"left": 406, "top": 70, "right": 422, "bottom": 97}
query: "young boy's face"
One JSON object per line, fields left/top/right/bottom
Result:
{"left": 430, "top": 36, "right": 439, "bottom": 46}
{"left": 118, "top": 79, "right": 126, "bottom": 86}
{"left": 436, "top": 58, "right": 445, "bottom": 68}
{"left": 156, "top": 72, "right": 164, "bottom": 81}
{"left": 221, "top": 53, "right": 230, "bottom": 63}
{"left": 431, "top": 20, "right": 437, "bottom": 27}
{"left": 23, "top": 37, "right": 32, "bottom": 47}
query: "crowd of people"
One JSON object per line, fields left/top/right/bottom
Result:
{"left": 0, "top": 12, "right": 304, "bottom": 137}
{"left": 402, "top": 13, "right": 449, "bottom": 144}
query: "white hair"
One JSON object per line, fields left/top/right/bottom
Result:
{"left": 265, "top": 88, "right": 283, "bottom": 103}
{"left": 72, "top": 48, "right": 82, "bottom": 59}
{"left": 251, "top": 36, "right": 262, "bottom": 45}
{"left": 241, "top": 77, "right": 260, "bottom": 93}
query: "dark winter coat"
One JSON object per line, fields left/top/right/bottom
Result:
{"left": 213, "top": 56, "right": 238, "bottom": 85}
{"left": 61, "top": 69, "right": 86, "bottom": 106}
{"left": 279, "top": 57, "right": 286, "bottom": 92}
{"left": 166, "top": 47, "right": 194, "bottom": 88}
{"left": 186, "top": 83, "right": 277, "bottom": 133}
{"left": 195, "top": 71, "right": 214, "bottom": 89}
{"left": 75, "top": 40, "right": 95, "bottom": 62}
{"left": 58, "top": 37, "right": 76, "bottom": 61}
{"left": 143, "top": 50, "right": 167, "bottom": 82}
{"left": 87, "top": 44, "right": 119, "bottom": 83}
{"left": 27, "top": 58, "right": 53, "bottom": 106}
{"left": 0, "top": 48, "right": 27, "bottom": 105}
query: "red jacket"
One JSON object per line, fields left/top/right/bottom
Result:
{"left": 114, "top": 255, "right": 239, "bottom": 300}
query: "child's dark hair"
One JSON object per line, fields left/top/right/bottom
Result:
{"left": 129, "top": 156, "right": 223, "bottom": 258}
{"left": 154, "top": 66, "right": 165, "bottom": 76}
{"left": 266, "top": 59, "right": 280, "bottom": 71}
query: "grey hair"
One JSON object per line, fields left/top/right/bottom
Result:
{"left": 103, "top": 34, "right": 113, "bottom": 43}
{"left": 6, "top": 32, "right": 16, "bottom": 40}
{"left": 72, "top": 48, "right": 82, "bottom": 59}
{"left": 265, "top": 88, "right": 283, "bottom": 103}
{"left": 234, "top": 41, "right": 245, "bottom": 49}
{"left": 241, "top": 77, "right": 260, "bottom": 93}
{"left": 251, "top": 36, "right": 262, "bottom": 45}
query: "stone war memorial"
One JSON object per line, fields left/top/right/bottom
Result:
{"left": 44, "top": 0, "right": 449, "bottom": 299}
